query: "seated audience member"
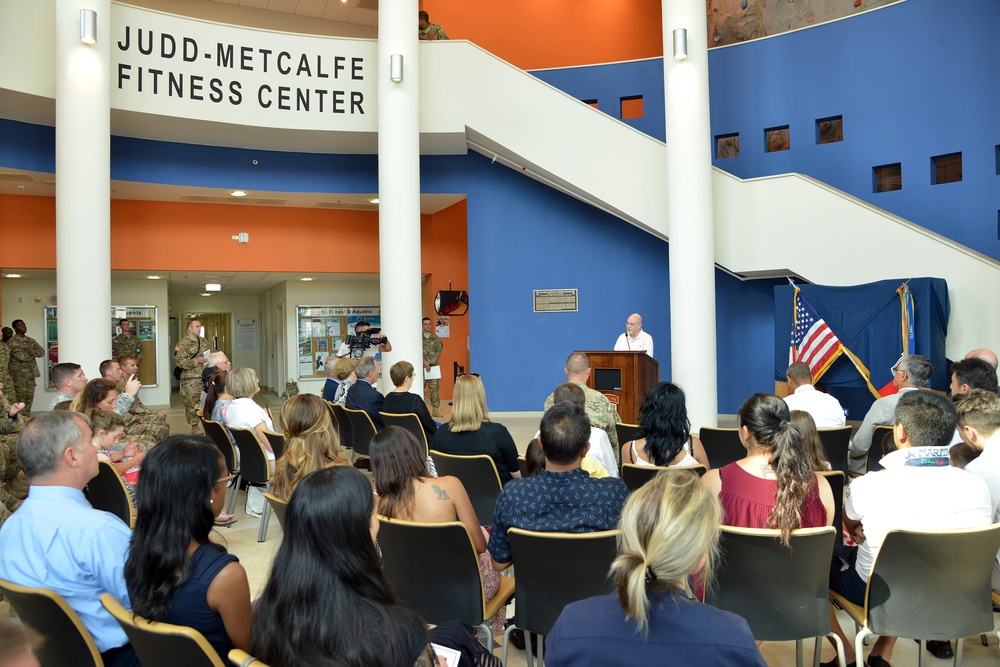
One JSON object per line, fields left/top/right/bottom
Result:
{"left": 0, "top": 616, "right": 41, "bottom": 667}
{"left": 199, "top": 352, "right": 231, "bottom": 412}
{"left": 0, "top": 412, "right": 138, "bottom": 667}
{"left": 272, "top": 394, "right": 348, "bottom": 502}
{"left": 125, "top": 435, "right": 251, "bottom": 663}
{"left": 965, "top": 348, "right": 998, "bottom": 370}
{"left": 702, "top": 393, "right": 834, "bottom": 543}
{"left": 331, "top": 357, "right": 358, "bottom": 405}
{"left": 101, "top": 358, "right": 166, "bottom": 443}
{"left": 955, "top": 389, "right": 1000, "bottom": 592}
{"left": 321, "top": 355, "right": 339, "bottom": 402}
{"left": 90, "top": 411, "right": 145, "bottom": 508}
{"left": 829, "top": 390, "right": 992, "bottom": 667}
{"left": 621, "top": 382, "right": 709, "bottom": 472}
{"left": 433, "top": 374, "right": 520, "bottom": 485}
{"left": 542, "top": 383, "right": 617, "bottom": 477}
{"left": 783, "top": 361, "right": 846, "bottom": 427}
{"left": 489, "top": 402, "right": 629, "bottom": 571}
{"left": 203, "top": 369, "right": 232, "bottom": 423}
{"left": 0, "top": 377, "right": 28, "bottom": 515}
{"left": 950, "top": 357, "right": 999, "bottom": 399}
{"left": 543, "top": 351, "right": 621, "bottom": 451}
{"left": 372, "top": 426, "right": 504, "bottom": 637}
{"left": 789, "top": 410, "right": 832, "bottom": 471}
{"left": 250, "top": 466, "right": 441, "bottom": 666}
{"left": 949, "top": 442, "right": 980, "bottom": 469}
{"left": 47, "top": 362, "right": 87, "bottom": 410}
{"left": 546, "top": 473, "right": 766, "bottom": 667}
{"left": 848, "top": 354, "right": 933, "bottom": 474}
{"left": 223, "top": 366, "right": 274, "bottom": 517}
{"left": 344, "top": 356, "right": 385, "bottom": 429}
{"left": 382, "top": 360, "right": 438, "bottom": 440}
{"left": 524, "top": 439, "right": 545, "bottom": 477}
{"left": 70, "top": 379, "right": 156, "bottom": 452}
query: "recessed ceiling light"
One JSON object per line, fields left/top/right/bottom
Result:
{"left": 200, "top": 292, "right": 211, "bottom": 297}
{"left": 300, "top": 277, "right": 314, "bottom": 282}
{"left": 206, "top": 283, "right": 222, "bottom": 292}
{"left": 146, "top": 275, "right": 161, "bottom": 280}
{"left": 3, "top": 273, "right": 23, "bottom": 278}
{"left": 369, "top": 197, "right": 379, "bottom": 204}
{"left": 230, "top": 190, "right": 247, "bottom": 197}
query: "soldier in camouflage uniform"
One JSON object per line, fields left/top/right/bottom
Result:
{"left": 112, "top": 318, "right": 143, "bottom": 362}
{"left": 111, "top": 356, "right": 170, "bottom": 443}
{"left": 543, "top": 351, "right": 621, "bottom": 457}
{"left": 174, "top": 319, "right": 211, "bottom": 434}
{"left": 0, "top": 379, "right": 28, "bottom": 515}
{"left": 0, "top": 338, "right": 14, "bottom": 402}
{"left": 8, "top": 320, "right": 44, "bottom": 416}
{"left": 422, "top": 317, "right": 444, "bottom": 418}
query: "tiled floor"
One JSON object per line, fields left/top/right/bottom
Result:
{"left": 3, "top": 394, "right": 998, "bottom": 665}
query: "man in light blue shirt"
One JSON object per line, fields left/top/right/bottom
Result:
{"left": 0, "top": 411, "right": 138, "bottom": 667}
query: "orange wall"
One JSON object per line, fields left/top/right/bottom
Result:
{"left": 424, "top": 0, "right": 664, "bottom": 70}
{"left": 0, "top": 195, "right": 57, "bottom": 268}
{"left": 421, "top": 200, "right": 469, "bottom": 400}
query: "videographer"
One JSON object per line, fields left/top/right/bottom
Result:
{"left": 336, "top": 320, "right": 392, "bottom": 360}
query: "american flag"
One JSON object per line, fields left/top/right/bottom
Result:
{"left": 790, "top": 289, "right": 844, "bottom": 379}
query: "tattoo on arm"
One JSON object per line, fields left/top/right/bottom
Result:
{"left": 431, "top": 484, "right": 450, "bottom": 500}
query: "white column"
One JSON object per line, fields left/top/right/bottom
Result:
{"left": 378, "top": 1, "right": 423, "bottom": 393}
{"left": 55, "top": 0, "right": 111, "bottom": 377}
{"left": 663, "top": 0, "right": 718, "bottom": 429}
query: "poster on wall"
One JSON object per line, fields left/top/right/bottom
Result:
{"left": 295, "top": 306, "right": 380, "bottom": 380}
{"left": 436, "top": 316, "right": 450, "bottom": 338}
{"left": 236, "top": 318, "right": 258, "bottom": 350}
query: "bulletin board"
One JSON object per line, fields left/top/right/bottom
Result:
{"left": 296, "top": 306, "right": 381, "bottom": 380}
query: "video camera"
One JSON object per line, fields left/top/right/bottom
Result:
{"left": 345, "top": 327, "right": 388, "bottom": 358}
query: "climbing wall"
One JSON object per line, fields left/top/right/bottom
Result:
{"left": 707, "top": 0, "right": 901, "bottom": 45}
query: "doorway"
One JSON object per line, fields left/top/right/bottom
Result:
{"left": 184, "top": 312, "right": 233, "bottom": 362}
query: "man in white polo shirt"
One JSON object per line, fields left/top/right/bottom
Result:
{"left": 827, "top": 390, "right": 992, "bottom": 667}
{"left": 955, "top": 389, "right": 1000, "bottom": 592}
{"left": 613, "top": 313, "right": 653, "bottom": 357}
{"left": 783, "top": 361, "right": 846, "bottom": 427}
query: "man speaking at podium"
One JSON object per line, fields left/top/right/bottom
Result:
{"left": 614, "top": 313, "right": 654, "bottom": 357}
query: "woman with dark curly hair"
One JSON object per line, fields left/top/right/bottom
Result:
{"left": 124, "top": 435, "right": 251, "bottom": 662}
{"left": 702, "top": 393, "right": 834, "bottom": 545}
{"left": 68, "top": 378, "right": 120, "bottom": 415}
{"left": 621, "top": 382, "right": 709, "bottom": 469}
{"left": 251, "top": 466, "right": 441, "bottom": 666}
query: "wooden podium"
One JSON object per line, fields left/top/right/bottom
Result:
{"left": 581, "top": 351, "right": 659, "bottom": 424}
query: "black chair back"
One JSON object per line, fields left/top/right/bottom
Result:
{"left": 506, "top": 528, "right": 618, "bottom": 637}
{"left": 380, "top": 412, "right": 430, "bottom": 456}
{"left": 202, "top": 420, "right": 238, "bottom": 474}
{"left": 429, "top": 450, "right": 502, "bottom": 526}
{"left": 698, "top": 427, "right": 746, "bottom": 469}
{"left": 517, "top": 456, "right": 528, "bottom": 478}
{"left": 342, "top": 407, "right": 377, "bottom": 458}
{"left": 707, "top": 526, "right": 837, "bottom": 641}
{"left": 614, "top": 423, "right": 642, "bottom": 450}
{"left": 228, "top": 427, "right": 270, "bottom": 485}
{"left": 620, "top": 463, "right": 706, "bottom": 491}
{"left": 817, "top": 426, "right": 852, "bottom": 476}
{"left": 867, "top": 425, "right": 894, "bottom": 472}
{"left": 329, "top": 402, "right": 353, "bottom": 452}
{"left": 0, "top": 579, "right": 104, "bottom": 667}
{"left": 818, "top": 470, "right": 845, "bottom": 530}
{"left": 263, "top": 431, "right": 286, "bottom": 459}
{"left": 83, "top": 460, "right": 132, "bottom": 528}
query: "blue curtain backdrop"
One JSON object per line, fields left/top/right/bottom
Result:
{"left": 773, "top": 279, "right": 949, "bottom": 421}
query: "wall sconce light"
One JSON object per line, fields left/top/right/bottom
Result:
{"left": 80, "top": 9, "right": 97, "bottom": 45}
{"left": 390, "top": 53, "right": 403, "bottom": 83}
{"left": 672, "top": 28, "right": 688, "bottom": 60}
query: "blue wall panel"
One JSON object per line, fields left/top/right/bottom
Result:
{"left": 0, "top": 119, "right": 55, "bottom": 173}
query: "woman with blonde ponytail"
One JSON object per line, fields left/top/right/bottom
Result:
{"left": 546, "top": 473, "right": 766, "bottom": 665}
{"left": 271, "top": 394, "right": 348, "bottom": 501}
{"left": 702, "top": 393, "right": 834, "bottom": 544}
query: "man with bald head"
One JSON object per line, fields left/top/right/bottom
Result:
{"left": 544, "top": 351, "right": 621, "bottom": 451}
{"left": 783, "top": 361, "right": 846, "bottom": 427}
{"left": 965, "top": 348, "right": 998, "bottom": 370}
{"left": 614, "top": 313, "right": 654, "bottom": 357}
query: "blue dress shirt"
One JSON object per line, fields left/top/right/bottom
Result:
{"left": 0, "top": 485, "right": 133, "bottom": 652}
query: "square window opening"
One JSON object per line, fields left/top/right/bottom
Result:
{"left": 716, "top": 133, "right": 740, "bottom": 159}
{"left": 765, "top": 126, "right": 790, "bottom": 153}
{"left": 583, "top": 99, "right": 599, "bottom": 109}
{"left": 620, "top": 95, "right": 644, "bottom": 120}
{"left": 873, "top": 163, "right": 902, "bottom": 193}
{"left": 816, "top": 116, "right": 843, "bottom": 144}
{"left": 932, "top": 152, "right": 962, "bottom": 185}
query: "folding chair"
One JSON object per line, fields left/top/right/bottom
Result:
{"left": 620, "top": 463, "right": 706, "bottom": 492}
{"left": 429, "top": 450, "right": 502, "bottom": 526}
{"left": 699, "top": 427, "right": 746, "bottom": 469}
{"left": 83, "top": 460, "right": 134, "bottom": 528}
{"left": 0, "top": 579, "right": 104, "bottom": 667}
{"left": 101, "top": 593, "right": 225, "bottom": 667}
{"left": 228, "top": 426, "right": 274, "bottom": 542}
